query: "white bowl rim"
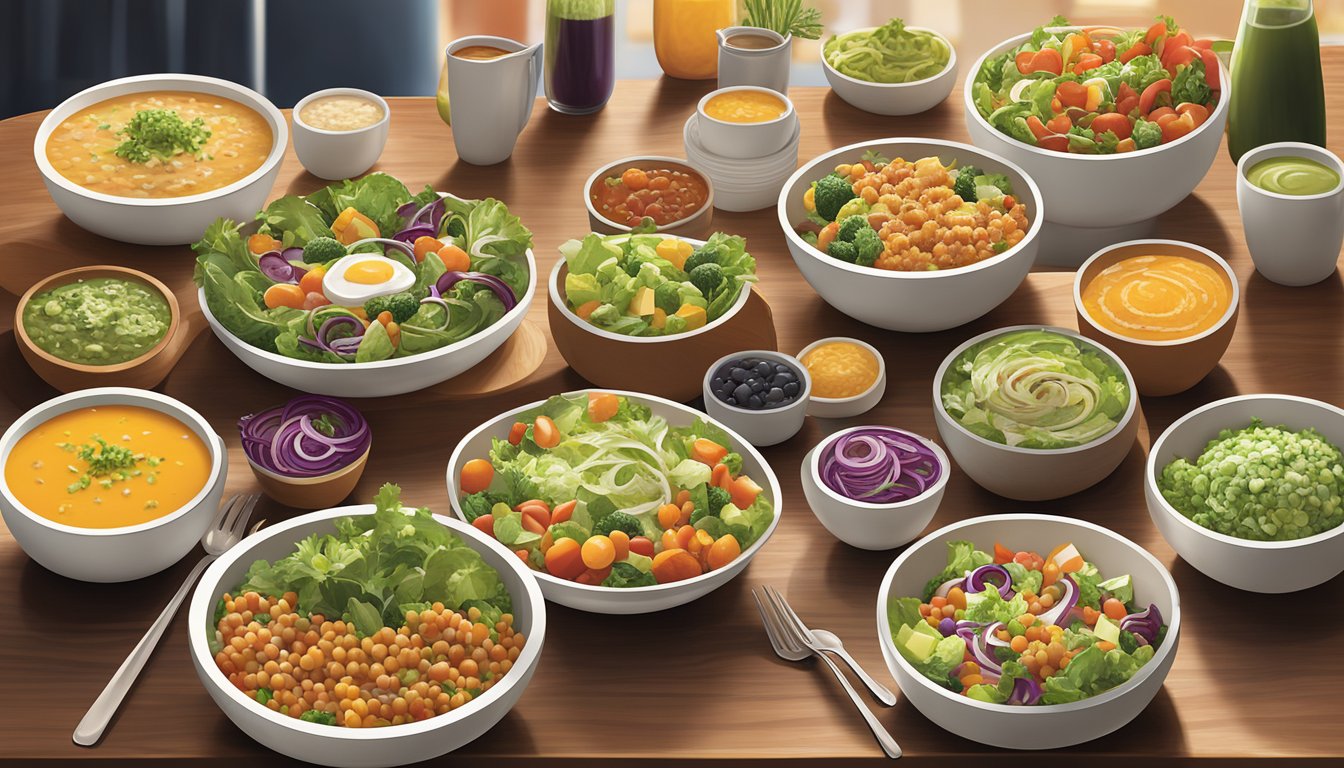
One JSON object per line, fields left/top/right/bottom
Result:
{"left": 547, "top": 234, "right": 753, "bottom": 344}
{"left": 1145, "top": 393, "right": 1344, "bottom": 550}
{"left": 582, "top": 155, "right": 715, "bottom": 233}
{"left": 876, "top": 512, "right": 1182, "bottom": 714}
{"left": 188, "top": 503, "right": 546, "bottom": 740}
{"left": 684, "top": 114, "right": 801, "bottom": 171}
{"left": 1072, "top": 239, "right": 1240, "bottom": 348}
{"left": 292, "top": 87, "right": 391, "bottom": 137}
{"left": 808, "top": 426, "right": 951, "bottom": 510}
{"left": 963, "top": 28, "right": 1229, "bottom": 162}
{"left": 444, "top": 388, "right": 784, "bottom": 596}
{"left": 776, "top": 137, "right": 1046, "bottom": 281}
{"left": 821, "top": 25, "right": 957, "bottom": 88}
{"left": 33, "top": 73, "right": 288, "bottom": 207}
{"left": 703, "top": 349, "right": 812, "bottom": 417}
{"left": 796, "top": 336, "right": 886, "bottom": 404}
{"left": 931, "top": 324, "right": 1139, "bottom": 456}
{"left": 696, "top": 85, "right": 796, "bottom": 129}
{"left": 0, "top": 386, "right": 226, "bottom": 537}
{"left": 1236, "top": 141, "right": 1344, "bottom": 201}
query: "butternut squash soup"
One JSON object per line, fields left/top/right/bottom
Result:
{"left": 703, "top": 90, "right": 787, "bottom": 123}
{"left": 1081, "top": 254, "right": 1231, "bottom": 342}
{"left": 45, "top": 91, "right": 273, "bottom": 199}
{"left": 6, "top": 405, "right": 212, "bottom": 529}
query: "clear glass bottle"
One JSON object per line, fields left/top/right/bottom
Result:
{"left": 1228, "top": 0, "right": 1326, "bottom": 162}
{"left": 545, "top": 0, "right": 616, "bottom": 114}
{"left": 653, "top": 0, "right": 735, "bottom": 80}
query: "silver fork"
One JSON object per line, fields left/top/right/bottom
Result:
{"left": 74, "top": 494, "right": 262, "bottom": 747}
{"left": 765, "top": 585, "right": 897, "bottom": 706}
{"left": 754, "top": 588, "right": 902, "bottom": 759}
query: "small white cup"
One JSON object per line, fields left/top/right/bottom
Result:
{"left": 716, "top": 26, "right": 792, "bottom": 94}
{"left": 695, "top": 86, "right": 796, "bottom": 160}
{"left": 1236, "top": 141, "right": 1344, "bottom": 287}
{"left": 446, "top": 36, "right": 542, "bottom": 166}
{"left": 291, "top": 88, "right": 390, "bottom": 181}
{"left": 702, "top": 350, "right": 810, "bottom": 447}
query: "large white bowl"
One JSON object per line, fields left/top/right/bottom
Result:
{"left": 777, "top": 138, "right": 1042, "bottom": 332}
{"left": 200, "top": 246, "right": 536, "bottom": 397}
{"left": 33, "top": 73, "right": 287, "bottom": 246}
{"left": 822, "top": 26, "right": 958, "bottom": 116}
{"left": 932, "top": 325, "right": 1140, "bottom": 501}
{"left": 188, "top": 505, "right": 545, "bottom": 767}
{"left": 1146, "top": 394, "right": 1344, "bottom": 593}
{"left": 876, "top": 514, "right": 1181, "bottom": 750}
{"left": 445, "top": 390, "right": 783, "bottom": 614}
{"left": 964, "top": 29, "right": 1229, "bottom": 228}
{"left": 0, "top": 387, "right": 227, "bottom": 582}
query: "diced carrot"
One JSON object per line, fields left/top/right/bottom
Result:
{"left": 710, "top": 463, "right": 731, "bottom": 490}
{"left": 729, "top": 474, "right": 762, "bottom": 511}
{"left": 691, "top": 438, "right": 729, "bottom": 466}
{"left": 993, "top": 542, "right": 1015, "bottom": 564}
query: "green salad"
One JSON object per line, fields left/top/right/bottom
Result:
{"left": 558, "top": 232, "right": 757, "bottom": 337}
{"left": 941, "top": 329, "right": 1130, "bottom": 449}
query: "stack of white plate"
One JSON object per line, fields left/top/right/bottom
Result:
{"left": 683, "top": 112, "right": 800, "bottom": 213}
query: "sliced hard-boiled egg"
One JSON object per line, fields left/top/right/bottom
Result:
{"left": 321, "top": 253, "right": 415, "bottom": 306}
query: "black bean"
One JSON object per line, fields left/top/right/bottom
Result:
{"left": 732, "top": 383, "right": 753, "bottom": 403}
{"left": 730, "top": 367, "right": 750, "bottom": 383}
{"left": 765, "top": 387, "right": 784, "bottom": 403}
{"left": 747, "top": 394, "right": 763, "bottom": 408}
{"left": 755, "top": 361, "right": 772, "bottom": 377}
{"left": 784, "top": 381, "right": 799, "bottom": 397}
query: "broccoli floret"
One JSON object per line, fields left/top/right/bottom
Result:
{"left": 836, "top": 214, "right": 869, "bottom": 243}
{"left": 442, "top": 217, "right": 466, "bottom": 239}
{"left": 653, "top": 282, "right": 682, "bottom": 314}
{"left": 299, "top": 708, "right": 338, "bottom": 725}
{"left": 302, "top": 236, "right": 347, "bottom": 264}
{"left": 813, "top": 174, "right": 857, "bottom": 222}
{"left": 363, "top": 292, "right": 419, "bottom": 323}
{"left": 1132, "top": 118, "right": 1162, "bottom": 150}
{"left": 827, "top": 240, "right": 858, "bottom": 263}
{"left": 592, "top": 511, "right": 644, "bottom": 539}
{"left": 953, "top": 166, "right": 982, "bottom": 202}
{"left": 706, "top": 485, "right": 732, "bottom": 514}
{"left": 688, "top": 262, "right": 725, "bottom": 297}
{"left": 852, "top": 228, "right": 883, "bottom": 267}
{"left": 622, "top": 253, "right": 650, "bottom": 277}
{"left": 683, "top": 247, "right": 718, "bottom": 274}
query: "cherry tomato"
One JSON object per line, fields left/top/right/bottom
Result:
{"left": 1089, "top": 112, "right": 1133, "bottom": 141}
{"left": 460, "top": 458, "right": 495, "bottom": 494}
{"left": 507, "top": 421, "right": 527, "bottom": 446}
{"left": 532, "top": 415, "right": 560, "bottom": 449}
{"left": 471, "top": 514, "right": 494, "bottom": 538}
{"left": 629, "top": 536, "right": 655, "bottom": 557}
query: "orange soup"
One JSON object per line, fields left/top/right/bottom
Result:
{"left": 44, "top": 91, "right": 273, "bottom": 198}
{"left": 1081, "top": 254, "right": 1231, "bottom": 342}
{"left": 5, "top": 405, "right": 212, "bottom": 529}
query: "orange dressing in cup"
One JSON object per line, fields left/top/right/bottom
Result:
{"left": 801, "top": 342, "right": 879, "bottom": 398}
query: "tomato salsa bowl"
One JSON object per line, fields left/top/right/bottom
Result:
{"left": 584, "top": 156, "right": 715, "bottom": 240}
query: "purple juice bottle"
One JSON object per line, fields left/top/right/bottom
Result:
{"left": 545, "top": 0, "right": 615, "bottom": 115}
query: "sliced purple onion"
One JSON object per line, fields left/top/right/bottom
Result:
{"left": 393, "top": 225, "right": 437, "bottom": 245}
{"left": 1035, "top": 574, "right": 1078, "bottom": 629}
{"left": 258, "top": 251, "right": 297, "bottom": 283}
{"left": 238, "top": 395, "right": 370, "bottom": 478}
{"left": 435, "top": 270, "right": 516, "bottom": 310}
{"left": 819, "top": 427, "right": 943, "bottom": 504}
{"left": 932, "top": 577, "right": 964, "bottom": 599}
{"left": 1119, "top": 603, "right": 1164, "bottom": 645}
{"left": 1008, "top": 675, "right": 1042, "bottom": 705}
{"left": 956, "top": 622, "right": 1003, "bottom": 676}
{"left": 965, "top": 564, "right": 1013, "bottom": 600}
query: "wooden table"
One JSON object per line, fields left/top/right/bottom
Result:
{"left": 2, "top": 52, "right": 1343, "bottom": 766}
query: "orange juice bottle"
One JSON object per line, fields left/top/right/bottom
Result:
{"left": 653, "top": 0, "right": 735, "bottom": 79}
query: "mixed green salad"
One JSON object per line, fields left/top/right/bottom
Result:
{"left": 889, "top": 539, "right": 1167, "bottom": 705}
{"left": 941, "top": 329, "right": 1130, "bottom": 449}
{"left": 558, "top": 232, "right": 757, "bottom": 336}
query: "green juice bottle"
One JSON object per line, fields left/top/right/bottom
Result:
{"left": 1227, "top": 0, "right": 1327, "bottom": 163}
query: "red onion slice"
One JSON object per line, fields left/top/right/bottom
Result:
{"left": 1035, "top": 574, "right": 1078, "bottom": 628}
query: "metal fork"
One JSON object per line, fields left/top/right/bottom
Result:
{"left": 754, "top": 588, "right": 902, "bottom": 759}
{"left": 74, "top": 494, "right": 263, "bottom": 746}
{"left": 765, "top": 585, "right": 897, "bottom": 706}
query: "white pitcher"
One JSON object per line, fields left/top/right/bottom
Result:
{"left": 716, "top": 26, "right": 791, "bottom": 94}
{"left": 445, "top": 36, "right": 542, "bottom": 166}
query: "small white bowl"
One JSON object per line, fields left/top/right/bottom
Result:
{"left": 822, "top": 26, "right": 958, "bottom": 116}
{"left": 1146, "top": 394, "right": 1344, "bottom": 593}
{"left": 695, "top": 86, "right": 797, "bottom": 160}
{"left": 685, "top": 114, "right": 799, "bottom": 213}
{"left": 1236, "top": 141, "right": 1344, "bottom": 286}
{"left": 33, "top": 73, "right": 288, "bottom": 246}
{"left": 797, "top": 337, "right": 886, "bottom": 419}
{"left": 703, "top": 350, "right": 811, "bottom": 447}
{"left": 932, "top": 325, "right": 1140, "bottom": 501}
{"left": 0, "top": 387, "right": 227, "bottom": 582}
{"left": 801, "top": 427, "right": 949, "bottom": 550}
{"left": 188, "top": 505, "right": 546, "bottom": 766}
{"left": 877, "top": 513, "right": 1181, "bottom": 749}
{"left": 291, "top": 87, "right": 391, "bottom": 180}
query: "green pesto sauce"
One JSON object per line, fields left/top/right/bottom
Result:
{"left": 1246, "top": 156, "right": 1341, "bottom": 196}
{"left": 23, "top": 277, "right": 171, "bottom": 365}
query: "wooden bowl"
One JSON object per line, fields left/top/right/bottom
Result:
{"left": 246, "top": 448, "right": 370, "bottom": 510}
{"left": 1073, "top": 239, "right": 1239, "bottom": 397}
{"left": 15, "top": 265, "right": 180, "bottom": 393}
{"left": 583, "top": 155, "right": 715, "bottom": 240}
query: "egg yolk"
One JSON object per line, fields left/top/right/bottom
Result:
{"left": 345, "top": 260, "right": 395, "bottom": 284}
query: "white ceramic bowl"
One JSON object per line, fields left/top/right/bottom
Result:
{"left": 685, "top": 114, "right": 799, "bottom": 213}
{"left": 445, "top": 390, "right": 783, "bottom": 614}
{"left": 777, "top": 138, "right": 1042, "bottom": 332}
{"left": 932, "top": 325, "right": 1140, "bottom": 501}
{"left": 695, "top": 86, "right": 797, "bottom": 160}
{"left": 964, "top": 29, "right": 1229, "bottom": 228}
{"left": 291, "top": 87, "right": 391, "bottom": 181}
{"left": 822, "top": 26, "right": 958, "bottom": 116}
{"left": 582, "top": 155, "right": 715, "bottom": 238}
{"left": 1146, "top": 394, "right": 1344, "bottom": 593}
{"left": 187, "top": 505, "right": 545, "bottom": 767}
{"left": 796, "top": 337, "right": 886, "bottom": 419}
{"left": 801, "top": 427, "right": 949, "bottom": 550}
{"left": 0, "top": 387, "right": 227, "bottom": 582}
{"left": 703, "top": 350, "right": 811, "bottom": 447}
{"left": 876, "top": 513, "right": 1180, "bottom": 749}
{"left": 33, "top": 73, "right": 287, "bottom": 246}
{"left": 1236, "top": 141, "right": 1344, "bottom": 286}
{"left": 199, "top": 243, "right": 536, "bottom": 397}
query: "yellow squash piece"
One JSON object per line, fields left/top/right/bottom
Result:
{"left": 675, "top": 304, "right": 707, "bottom": 330}
{"left": 651, "top": 307, "right": 668, "bottom": 329}
{"left": 655, "top": 238, "right": 694, "bottom": 270}
{"left": 628, "top": 285, "right": 656, "bottom": 316}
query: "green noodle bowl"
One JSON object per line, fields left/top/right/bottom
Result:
{"left": 824, "top": 18, "right": 951, "bottom": 84}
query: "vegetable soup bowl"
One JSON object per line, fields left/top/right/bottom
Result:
{"left": 932, "top": 325, "right": 1141, "bottom": 501}
{"left": 1145, "top": 394, "right": 1344, "bottom": 593}
{"left": 876, "top": 514, "right": 1180, "bottom": 749}
{"left": 583, "top": 156, "right": 715, "bottom": 240}
{"left": 822, "top": 26, "right": 959, "bottom": 116}
{"left": 445, "top": 390, "right": 783, "bottom": 614}
{"left": 963, "top": 29, "right": 1229, "bottom": 229}
{"left": 0, "top": 387, "right": 227, "bottom": 582}
{"left": 777, "top": 138, "right": 1043, "bottom": 332}
{"left": 188, "top": 505, "right": 545, "bottom": 767}
{"left": 34, "top": 73, "right": 287, "bottom": 246}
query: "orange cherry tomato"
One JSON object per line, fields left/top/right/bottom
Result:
{"left": 263, "top": 283, "right": 306, "bottom": 310}
{"left": 507, "top": 421, "right": 527, "bottom": 446}
{"left": 517, "top": 501, "right": 552, "bottom": 530}
{"left": 706, "top": 534, "right": 741, "bottom": 570}
{"left": 620, "top": 168, "right": 649, "bottom": 190}
{"left": 544, "top": 538, "right": 584, "bottom": 580}
{"left": 551, "top": 500, "right": 577, "bottom": 524}
{"left": 298, "top": 266, "right": 326, "bottom": 295}
{"left": 436, "top": 243, "right": 471, "bottom": 273}
{"left": 413, "top": 236, "right": 445, "bottom": 262}
{"left": 460, "top": 459, "right": 495, "bottom": 494}
{"left": 651, "top": 549, "right": 702, "bottom": 584}
{"left": 1091, "top": 39, "right": 1117, "bottom": 63}
{"left": 581, "top": 535, "right": 616, "bottom": 570}
{"left": 609, "top": 530, "right": 630, "bottom": 562}
{"left": 532, "top": 416, "right": 561, "bottom": 449}
{"left": 1159, "top": 112, "right": 1197, "bottom": 143}
{"left": 587, "top": 392, "right": 620, "bottom": 423}
{"left": 1089, "top": 112, "right": 1133, "bottom": 141}
{"left": 471, "top": 514, "right": 494, "bottom": 538}
{"left": 674, "top": 524, "right": 695, "bottom": 550}
{"left": 629, "top": 536, "right": 654, "bottom": 557}
{"left": 1045, "top": 114, "right": 1073, "bottom": 135}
